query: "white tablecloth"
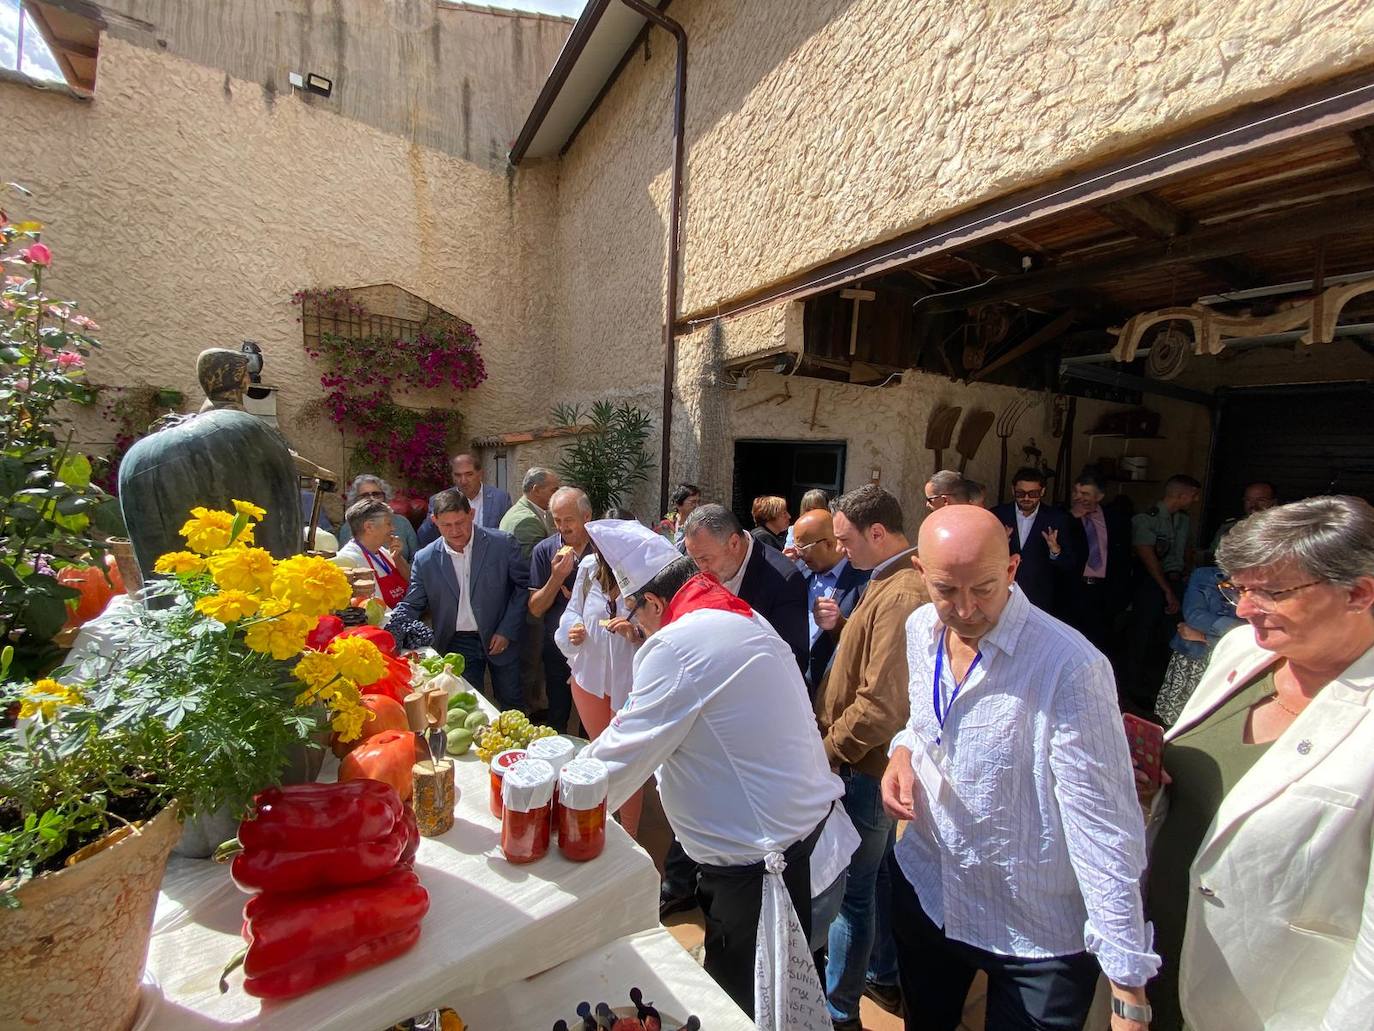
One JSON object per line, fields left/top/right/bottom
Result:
{"left": 137, "top": 695, "right": 661, "bottom": 1030}
{"left": 447, "top": 927, "right": 754, "bottom": 1030}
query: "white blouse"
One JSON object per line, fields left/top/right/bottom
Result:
{"left": 555, "top": 556, "right": 637, "bottom": 710}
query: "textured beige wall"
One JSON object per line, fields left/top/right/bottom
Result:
{"left": 550, "top": 0, "right": 1374, "bottom": 503}
{"left": 1, "top": 34, "right": 561, "bottom": 486}
{"left": 82, "top": 0, "right": 571, "bottom": 170}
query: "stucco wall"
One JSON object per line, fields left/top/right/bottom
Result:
{"left": 1, "top": 33, "right": 561, "bottom": 489}
{"left": 551, "top": 0, "right": 1374, "bottom": 504}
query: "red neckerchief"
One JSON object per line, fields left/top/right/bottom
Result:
{"left": 661, "top": 572, "right": 754, "bottom": 626}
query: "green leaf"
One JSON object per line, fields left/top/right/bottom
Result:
{"left": 56, "top": 453, "right": 92, "bottom": 489}
{"left": 21, "top": 592, "right": 68, "bottom": 638}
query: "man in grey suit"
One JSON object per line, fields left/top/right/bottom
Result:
{"left": 391, "top": 488, "right": 528, "bottom": 711}
{"left": 416, "top": 451, "right": 514, "bottom": 548}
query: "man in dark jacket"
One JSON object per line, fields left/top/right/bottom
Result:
{"left": 991, "top": 467, "right": 1082, "bottom": 620}
{"left": 682, "top": 503, "right": 809, "bottom": 673}
{"left": 1064, "top": 470, "right": 1132, "bottom": 654}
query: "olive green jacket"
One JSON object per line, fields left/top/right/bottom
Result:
{"left": 499, "top": 495, "right": 553, "bottom": 561}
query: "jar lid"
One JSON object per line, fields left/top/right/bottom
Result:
{"left": 527, "top": 735, "right": 576, "bottom": 769}
{"left": 490, "top": 748, "right": 527, "bottom": 779}
{"left": 558, "top": 756, "right": 609, "bottom": 810}
{"left": 502, "top": 757, "right": 555, "bottom": 812}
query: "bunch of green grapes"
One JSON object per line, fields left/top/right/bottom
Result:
{"left": 474, "top": 710, "right": 560, "bottom": 761}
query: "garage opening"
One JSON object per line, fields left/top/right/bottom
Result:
{"left": 732, "top": 440, "right": 846, "bottom": 527}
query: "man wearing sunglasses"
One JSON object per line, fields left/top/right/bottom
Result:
{"left": 990, "top": 467, "right": 1081, "bottom": 620}
{"left": 793, "top": 508, "right": 871, "bottom": 697}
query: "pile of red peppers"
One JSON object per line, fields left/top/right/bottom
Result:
{"left": 218, "top": 779, "right": 428, "bottom": 999}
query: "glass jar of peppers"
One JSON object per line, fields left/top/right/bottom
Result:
{"left": 500, "top": 758, "right": 555, "bottom": 864}
{"left": 526, "top": 736, "right": 575, "bottom": 834}
{"left": 556, "top": 757, "right": 609, "bottom": 862}
{"left": 488, "top": 748, "right": 527, "bottom": 820}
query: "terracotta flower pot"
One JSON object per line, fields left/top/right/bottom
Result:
{"left": 0, "top": 803, "right": 181, "bottom": 1031}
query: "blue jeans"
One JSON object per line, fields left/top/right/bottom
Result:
{"left": 826, "top": 768, "right": 897, "bottom": 1022}
{"left": 448, "top": 632, "right": 524, "bottom": 712}
{"left": 869, "top": 850, "right": 900, "bottom": 984}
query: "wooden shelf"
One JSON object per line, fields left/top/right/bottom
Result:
{"left": 1086, "top": 433, "right": 1167, "bottom": 440}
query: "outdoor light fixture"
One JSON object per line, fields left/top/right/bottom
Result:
{"left": 287, "top": 71, "right": 333, "bottom": 98}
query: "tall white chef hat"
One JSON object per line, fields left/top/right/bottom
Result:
{"left": 584, "top": 519, "right": 683, "bottom": 597}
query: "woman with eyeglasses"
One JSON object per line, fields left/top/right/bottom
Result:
{"left": 1138, "top": 496, "right": 1374, "bottom": 1031}
{"left": 554, "top": 508, "right": 646, "bottom": 836}
{"left": 336, "top": 474, "right": 419, "bottom": 562}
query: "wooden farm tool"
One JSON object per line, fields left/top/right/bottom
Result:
{"left": 955, "top": 410, "right": 995, "bottom": 473}
{"left": 925, "top": 404, "right": 962, "bottom": 471}
{"left": 994, "top": 398, "right": 1030, "bottom": 504}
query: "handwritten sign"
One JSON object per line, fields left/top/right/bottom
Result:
{"left": 753, "top": 856, "right": 831, "bottom": 1031}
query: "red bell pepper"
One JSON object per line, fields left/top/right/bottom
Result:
{"left": 338, "top": 730, "right": 417, "bottom": 801}
{"left": 239, "top": 924, "right": 422, "bottom": 999}
{"left": 354, "top": 653, "right": 412, "bottom": 705}
{"left": 239, "top": 867, "right": 430, "bottom": 978}
{"left": 306, "top": 613, "right": 345, "bottom": 650}
{"left": 230, "top": 817, "right": 408, "bottom": 894}
{"left": 238, "top": 780, "right": 402, "bottom": 853}
{"left": 335, "top": 624, "right": 396, "bottom": 654}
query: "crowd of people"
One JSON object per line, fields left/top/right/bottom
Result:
{"left": 307, "top": 451, "right": 1374, "bottom": 1031}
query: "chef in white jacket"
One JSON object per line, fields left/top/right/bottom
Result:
{"left": 582, "top": 519, "right": 854, "bottom": 1022}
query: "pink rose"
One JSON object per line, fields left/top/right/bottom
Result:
{"left": 57, "top": 351, "right": 84, "bottom": 369}
{"left": 21, "top": 243, "right": 52, "bottom": 267}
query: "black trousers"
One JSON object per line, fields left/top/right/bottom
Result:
{"left": 540, "top": 637, "right": 574, "bottom": 733}
{"left": 890, "top": 859, "right": 1099, "bottom": 1031}
{"left": 1066, "top": 580, "right": 1112, "bottom": 655}
{"left": 663, "top": 835, "right": 699, "bottom": 899}
{"left": 1121, "top": 575, "right": 1180, "bottom": 712}
{"left": 695, "top": 818, "right": 825, "bottom": 1019}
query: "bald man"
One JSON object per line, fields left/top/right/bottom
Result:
{"left": 882, "top": 505, "right": 1157, "bottom": 1031}
{"left": 794, "top": 508, "right": 871, "bottom": 694}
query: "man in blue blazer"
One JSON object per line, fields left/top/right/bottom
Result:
{"left": 792, "top": 507, "right": 871, "bottom": 696}
{"left": 416, "top": 451, "right": 514, "bottom": 548}
{"left": 391, "top": 487, "right": 528, "bottom": 711}
{"left": 682, "top": 503, "right": 809, "bottom": 673}
{"left": 991, "top": 466, "right": 1083, "bottom": 621}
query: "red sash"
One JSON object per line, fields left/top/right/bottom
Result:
{"left": 661, "top": 572, "right": 754, "bottom": 625}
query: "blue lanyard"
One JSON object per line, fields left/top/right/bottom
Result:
{"left": 359, "top": 545, "right": 394, "bottom": 577}
{"left": 932, "top": 626, "right": 981, "bottom": 744}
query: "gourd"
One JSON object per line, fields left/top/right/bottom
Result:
{"left": 56, "top": 564, "right": 116, "bottom": 628}
{"left": 117, "top": 408, "right": 301, "bottom": 577}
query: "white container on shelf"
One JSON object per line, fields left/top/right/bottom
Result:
{"left": 1120, "top": 456, "right": 1150, "bottom": 481}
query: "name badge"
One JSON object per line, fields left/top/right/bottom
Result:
{"left": 913, "top": 738, "right": 950, "bottom": 808}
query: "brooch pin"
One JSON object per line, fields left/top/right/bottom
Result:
{"left": 1297, "top": 739, "right": 1312, "bottom": 756}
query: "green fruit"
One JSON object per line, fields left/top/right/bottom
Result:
{"left": 465, "top": 709, "right": 490, "bottom": 731}
{"left": 448, "top": 691, "right": 479, "bottom": 711}
{"left": 447, "top": 727, "right": 473, "bottom": 755}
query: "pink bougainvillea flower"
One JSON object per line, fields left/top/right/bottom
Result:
{"left": 56, "top": 351, "right": 84, "bottom": 369}
{"left": 5, "top": 275, "right": 26, "bottom": 286}
{"left": 0, "top": 298, "right": 14, "bottom": 313}
{"left": 70, "top": 313, "right": 99, "bottom": 331}
{"left": 14, "top": 377, "right": 30, "bottom": 392}
{"left": 20, "top": 243, "right": 52, "bottom": 267}
{"left": 45, "top": 304, "right": 70, "bottom": 320}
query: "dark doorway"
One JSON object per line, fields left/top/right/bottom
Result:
{"left": 1205, "top": 381, "right": 1374, "bottom": 541}
{"left": 732, "top": 440, "right": 847, "bottom": 527}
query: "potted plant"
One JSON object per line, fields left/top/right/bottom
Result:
{"left": 0, "top": 501, "right": 389, "bottom": 1031}
{"left": 1, "top": 205, "right": 123, "bottom": 677}
{"left": 551, "top": 400, "right": 656, "bottom": 516}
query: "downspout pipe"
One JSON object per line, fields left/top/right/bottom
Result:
{"left": 617, "top": 0, "right": 686, "bottom": 515}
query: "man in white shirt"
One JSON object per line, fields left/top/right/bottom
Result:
{"left": 882, "top": 504, "right": 1156, "bottom": 1031}
{"left": 583, "top": 520, "right": 847, "bottom": 1018}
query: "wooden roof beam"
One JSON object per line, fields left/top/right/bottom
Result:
{"left": 924, "top": 192, "right": 1374, "bottom": 312}
{"left": 1351, "top": 127, "right": 1374, "bottom": 177}
{"left": 954, "top": 240, "right": 1028, "bottom": 277}
{"left": 1096, "top": 190, "right": 1258, "bottom": 289}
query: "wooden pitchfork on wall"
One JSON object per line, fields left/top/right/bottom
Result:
{"left": 925, "top": 404, "right": 962, "bottom": 471}
{"left": 995, "top": 398, "right": 1030, "bottom": 504}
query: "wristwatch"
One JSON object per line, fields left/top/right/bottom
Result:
{"left": 1111, "top": 997, "right": 1152, "bottom": 1023}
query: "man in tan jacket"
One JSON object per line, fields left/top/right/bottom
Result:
{"left": 814, "top": 484, "right": 929, "bottom": 1029}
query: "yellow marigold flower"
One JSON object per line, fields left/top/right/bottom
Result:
{"left": 271, "top": 555, "right": 351, "bottom": 617}
{"left": 293, "top": 650, "right": 338, "bottom": 691}
{"left": 180, "top": 506, "right": 255, "bottom": 554}
{"left": 153, "top": 551, "right": 207, "bottom": 575}
{"left": 326, "top": 635, "right": 385, "bottom": 686}
{"left": 233, "top": 498, "right": 267, "bottom": 521}
{"left": 331, "top": 705, "right": 369, "bottom": 743}
{"left": 207, "top": 546, "right": 275, "bottom": 594}
{"left": 194, "top": 589, "right": 261, "bottom": 623}
{"left": 243, "top": 611, "right": 313, "bottom": 660}
{"left": 258, "top": 596, "right": 291, "bottom": 618}
{"left": 17, "top": 679, "right": 84, "bottom": 721}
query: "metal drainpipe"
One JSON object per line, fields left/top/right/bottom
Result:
{"left": 617, "top": 0, "right": 686, "bottom": 515}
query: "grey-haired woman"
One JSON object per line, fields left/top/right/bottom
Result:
{"left": 1140, "top": 496, "right": 1374, "bottom": 1031}
{"left": 336, "top": 474, "right": 418, "bottom": 561}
